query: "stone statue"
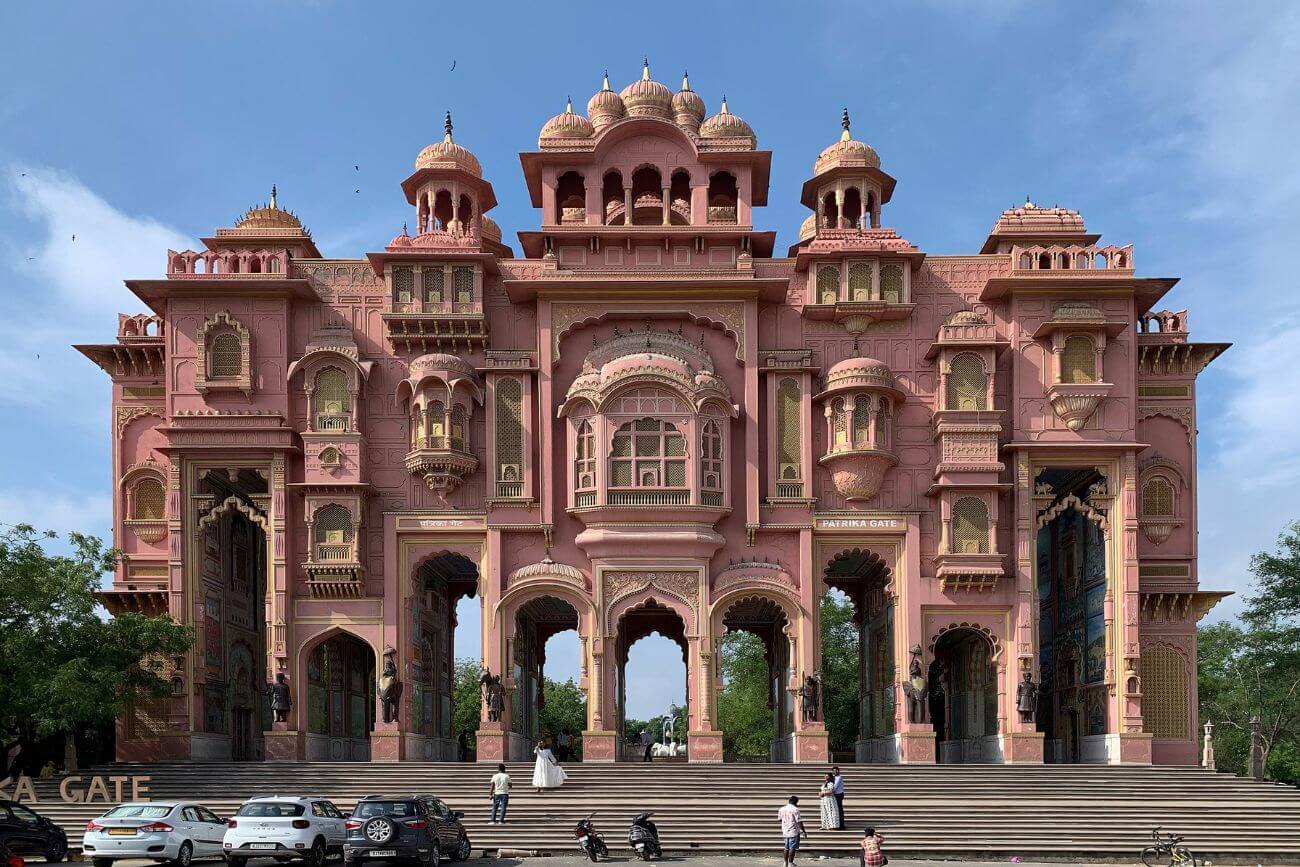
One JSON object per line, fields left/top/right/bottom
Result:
{"left": 378, "top": 646, "right": 403, "bottom": 725}
{"left": 480, "top": 667, "right": 504, "bottom": 723}
{"left": 268, "top": 672, "right": 292, "bottom": 723}
{"left": 1016, "top": 670, "right": 1039, "bottom": 723}
{"left": 901, "top": 644, "right": 928, "bottom": 724}
{"left": 797, "top": 673, "right": 822, "bottom": 723}
{"left": 662, "top": 707, "right": 676, "bottom": 743}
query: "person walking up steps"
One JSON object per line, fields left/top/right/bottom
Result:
{"left": 532, "top": 738, "right": 567, "bottom": 793}
{"left": 831, "top": 765, "right": 846, "bottom": 829}
{"left": 640, "top": 728, "right": 655, "bottom": 762}
{"left": 779, "top": 795, "right": 809, "bottom": 867}
{"left": 488, "top": 763, "right": 511, "bottom": 824}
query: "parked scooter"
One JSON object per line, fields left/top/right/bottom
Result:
{"left": 628, "top": 812, "right": 661, "bottom": 861}
{"left": 574, "top": 812, "right": 609, "bottom": 862}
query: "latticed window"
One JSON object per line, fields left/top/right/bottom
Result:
{"left": 454, "top": 266, "right": 474, "bottom": 303}
{"left": 881, "top": 263, "right": 904, "bottom": 302}
{"left": 851, "top": 396, "right": 872, "bottom": 448}
{"left": 776, "top": 378, "right": 801, "bottom": 481}
{"left": 610, "top": 418, "right": 685, "bottom": 488}
{"left": 574, "top": 419, "right": 596, "bottom": 490}
{"left": 831, "top": 397, "right": 849, "bottom": 449}
{"left": 1142, "top": 477, "right": 1174, "bottom": 517}
{"left": 209, "top": 332, "right": 242, "bottom": 377}
{"left": 422, "top": 267, "right": 444, "bottom": 303}
{"left": 313, "top": 368, "right": 350, "bottom": 428}
{"left": 495, "top": 378, "right": 523, "bottom": 483}
{"left": 946, "top": 353, "right": 988, "bottom": 411}
{"left": 1141, "top": 645, "right": 1189, "bottom": 739}
{"left": 427, "top": 401, "right": 446, "bottom": 443}
{"left": 701, "top": 419, "right": 724, "bottom": 492}
{"left": 951, "top": 497, "right": 989, "bottom": 554}
{"left": 1061, "top": 335, "right": 1097, "bottom": 383}
{"left": 392, "top": 267, "right": 414, "bottom": 303}
{"left": 848, "top": 263, "right": 873, "bottom": 301}
{"left": 132, "top": 478, "right": 165, "bottom": 520}
{"left": 874, "top": 398, "right": 891, "bottom": 448}
{"left": 313, "top": 504, "right": 353, "bottom": 562}
{"left": 450, "top": 405, "right": 468, "bottom": 450}
{"left": 817, "top": 265, "right": 840, "bottom": 304}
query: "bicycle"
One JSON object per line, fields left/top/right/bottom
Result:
{"left": 1141, "top": 827, "right": 1197, "bottom": 867}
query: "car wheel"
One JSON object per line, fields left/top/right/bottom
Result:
{"left": 173, "top": 840, "right": 194, "bottom": 867}
{"left": 46, "top": 837, "right": 68, "bottom": 862}
{"left": 309, "top": 838, "right": 327, "bottom": 867}
{"left": 426, "top": 844, "right": 440, "bottom": 867}
{"left": 93, "top": 858, "right": 114, "bottom": 867}
{"left": 454, "top": 835, "right": 471, "bottom": 863}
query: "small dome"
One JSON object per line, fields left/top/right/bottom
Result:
{"left": 480, "top": 215, "right": 502, "bottom": 242}
{"left": 815, "top": 109, "right": 879, "bottom": 176}
{"left": 799, "top": 213, "right": 817, "bottom": 242}
{"left": 415, "top": 112, "right": 483, "bottom": 178}
{"left": 235, "top": 185, "right": 304, "bottom": 229}
{"left": 672, "top": 72, "right": 706, "bottom": 132}
{"left": 620, "top": 59, "right": 673, "bottom": 120}
{"left": 587, "top": 71, "right": 626, "bottom": 130}
{"left": 540, "top": 97, "right": 595, "bottom": 142}
{"left": 825, "top": 355, "right": 898, "bottom": 394}
{"left": 699, "top": 96, "right": 756, "bottom": 143}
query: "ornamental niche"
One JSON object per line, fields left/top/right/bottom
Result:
{"left": 815, "top": 354, "right": 900, "bottom": 500}
{"left": 397, "top": 353, "right": 483, "bottom": 497}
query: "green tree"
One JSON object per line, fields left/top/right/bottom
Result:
{"left": 452, "top": 657, "right": 483, "bottom": 752}
{"left": 717, "top": 630, "right": 774, "bottom": 758}
{"left": 820, "top": 593, "right": 861, "bottom": 754}
{"left": 0, "top": 525, "right": 192, "bottom": 770}
{"left": 539, "top": 677, "right": 587, "bottom": 755}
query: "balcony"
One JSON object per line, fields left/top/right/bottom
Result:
{"left": 495, "top": 480, "right": 524, "bottom": 498}
{"left": 405, "top": 437, "right": 478, "bottom": 496}
{"left": 607, "top": 488, "right": 690, "bottom": 506}
{"left": 774, "top": 481, "right": 805, "bottom": 499}
{"left": 314, "top": 413, "right": 351, "bottom": 433}
{"left": 819, "top": 447, "right": 898, "bottom": 501}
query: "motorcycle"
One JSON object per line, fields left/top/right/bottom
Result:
{"left": 628, "top": 811, "right": 661, "bottom": 861}
{"left": 574, "top": 812, "right": 609, "bottom": 862}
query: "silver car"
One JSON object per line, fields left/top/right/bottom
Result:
{"left": 84, "top": 801, "right": 228, "bottom": 867}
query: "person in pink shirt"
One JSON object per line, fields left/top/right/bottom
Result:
{"left": 778, "top": 795, "right": 809, "bottom": 866}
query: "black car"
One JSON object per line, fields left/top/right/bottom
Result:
{"left": 344, "top": 797, "right": 470, "bottom": 866}
{"left": 0, "top": 800, "right": 68, "bottom": 863}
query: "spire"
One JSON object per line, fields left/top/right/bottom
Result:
{"left": 601, "top": 69, "right": 611, "bottom": 91}
{"left": 443, "top": 111, "right": 454, "bottom": 142}
{"left": 642, "top": 56, "right": 651, "bottom": 80}
{"left": 269, "top": 184, "right": 278, "bottom": 209}
{"left": 841, "top": 108, "right": 852, "bottom": 142}
{"left": 565, "top": 95, "right": 574, "bottom": 113}
{"left": 681, "top": 70, "right": 691, "bottom": 91}
{"left": 720, "top": 95, "right": 730, "bottom": 115}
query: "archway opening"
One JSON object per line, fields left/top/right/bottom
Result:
{"left": 616, "top": 600, "right": 687, "bottom": 761}
{"left": 415, "top": 552, "right": 480, "bottom": 761}
{"left": 718, "top": 596, "right": 793, "bottom": 762}
{"left": 305, "top": 632, "right": 376, "bottom": 761}
{"left": 630, "top": 166, "right": 664, "bottom": 225}
{"left": 1034, "top": 468, "right": 1109, "bottom": 764}
{"left": 930, "top": 628, "right": 998, "bottom": 763}
{"left": 823, "top": 548, "right": 893, "bottom": 763}
{"left": 555, "top": 171, "right": 586, "bottom": 225}
{"left": 512, "top": 595, "right": 585, "bottom": 760}
{"left": 602, "top": 171, "right": 625, "bottom": 225}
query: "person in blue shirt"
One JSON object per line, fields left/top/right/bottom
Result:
{"left": 831, "top": 766, "right": 846, "bottom": 830}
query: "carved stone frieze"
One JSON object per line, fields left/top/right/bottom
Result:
{"left": 602, "top": 570, "right": 699, "bottom": 632}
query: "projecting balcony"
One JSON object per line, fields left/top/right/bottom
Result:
{"left": 568, "top": 484, "right": 729, "bottom": 530}
{"left": 303, "top": 541, "right": 365, "bottom": 598}
{"left": 819, "top": 447, "right": 898, "bottom": 501}
{"left": 314, "top": 413, "right": 351, "bottom": 433}
{"left": 405, "top": 436, "right": 479, "bottom": 496}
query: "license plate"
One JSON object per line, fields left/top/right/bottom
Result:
{"left": 251, "top": 843, "right": 277, "bottom": 850}
{"left": 577, "top": 836, "right": 588, "bottom": 844}
{"left": 370, "top": 851, "right": 396, "bottom": 858}
{"left": 108, "top": 829, "right": 136, "bottom": 836}
{"left": 636, "top": 844, "right": 645, "bottom": 849}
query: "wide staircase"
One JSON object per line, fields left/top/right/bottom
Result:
{"left": 26, "top": 762, "right": 1300, "bottom": 861}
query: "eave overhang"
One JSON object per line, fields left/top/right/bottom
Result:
{"left": 365, "top": 249, "right": 504, "bottom": 278}
{"left": 125, "top": 277, "right": 321, "bottom": 315}
{"left": 799, "top": 164, "right": 897, "bottom": 209}
{"left": 980, "top": 275, "right": 1178, "bottom": 316}
{"left": 517, "top": 226, "right": 776, "bottom": 259}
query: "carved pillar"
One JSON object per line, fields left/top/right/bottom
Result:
{"left": 1002, "top": 451, "right": 1045, "bottom": 763}
{"left": 661, "top": 185, "right": 671, "bottom": 226}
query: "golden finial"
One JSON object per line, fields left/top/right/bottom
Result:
{"left": 270, "top": 184, "right": 278, "bottom": 209}
{"left": 565, "top": 95, "right": 574, "bottom": 113}
{"left": 642, "top": 56, "right": 651, "bottom": 80}
{"left": 443, "top": 111, "right": 454, "bottom": 142}
{"left": 1024, "top": 195, "right": 1036, "bottom": 210}
{"left": 720, "top": 95, "right": 730, "bottom": 115}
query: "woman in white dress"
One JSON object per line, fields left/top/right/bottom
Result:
{"left": 532, "top": 738, "right": 567, "bottom": 793}
{"left": 819, "top": 772, "right": 841, "bottom": 830}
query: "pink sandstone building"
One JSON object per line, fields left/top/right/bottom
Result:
{"left": 80, "top": 63, "right": 1229, "bottom": 767}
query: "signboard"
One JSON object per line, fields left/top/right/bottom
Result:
{"left": 395, "top": 516, "right": 486, "bottom": 531}
{"left": 815, "top": 515, "right": 908, "bottom": 532}
{"left": 0, "top": 775, "right": 151, "bottom": 803}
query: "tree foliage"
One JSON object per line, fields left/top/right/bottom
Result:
{"left": 452, "top": 657, "right": 482, "bottom": 748}
{"left": 821, "top": 593, "right": 861, "bottom": 754}
{"left": 0, "top": 525, "right": 193, "bottom": 763}
{"left": 539, "top": 677, "right": 586, "bottom": 749}
{"left": 717, "top": 630, "right": 774, "bottom": 758}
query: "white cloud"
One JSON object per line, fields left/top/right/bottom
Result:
{"left": 0, "top": 488, "right": 112, "bottom": 541}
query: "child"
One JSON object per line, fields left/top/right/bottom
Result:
{"left": 860, "top": 827, "right": 887, "bottom": 867}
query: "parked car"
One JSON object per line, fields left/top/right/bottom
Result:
{"left": 0, "top": 801, "right": 66, "bottom": 863}
{"left": 344, "top": 796, "right": 470, "bottom": 866}
{"left": 83, "top": 801, "right": 225, "bottom": 867}
{"left": 223, "top": 797, "right": 346, "bottom": 867}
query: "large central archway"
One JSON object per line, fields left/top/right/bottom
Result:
{"left": 930, "top": 627, "right": 998, "bottom": 763}
{"left": 715, "top": 594, "right": 795, "bottom": 761}
{"left": 614, "top": 600, "right": 688, "bottom": 762}
{"left": 304, "top": 630, "right": 376, "bottom": 761}
{"left": 823, "top": 547, "right": 893, "bottom": 763}
{"left": 511, "top": 595, "right": 583, "bottom": 759}
{"left": 412, "top": 551, "right": 480, "bottom": 761}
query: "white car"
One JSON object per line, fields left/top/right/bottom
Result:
{"left": 223, "top": 796, "right": 347, "bottom": 867}
{"left": 84, "top": 801, "right": 228, "bottom": 867}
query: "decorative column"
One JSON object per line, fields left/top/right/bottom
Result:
{"left": 1202, "top": 721, "right": 1216, "bottom": 770}
{"left": 476, "top": 532, "right": 508, "bottom": 763}
{"left": 1003, "top": 452, "right": 1045, "bottom": 763}
{"left": 1116, "top": 454, "right": 1152, "bottom": 764}
{"left": 623, "top": 186, "right": 633, "bottom": 225}
{"left": 661, "top": 185, "right": 671, "bottom": 226}
{"left": 263, "top": 454, "right": 302, "bottom": 761}
{"left": 894, "top": 514, "right": 935, "bottom": 763}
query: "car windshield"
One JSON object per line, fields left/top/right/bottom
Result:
{"left": 104, "top": 805, "right": 173, "bottom": 819}
{"left": 236, "top": 802, "right": 305, "bottom": 817}
{"left": 353, "top": 802, "right": 416, "bottom": 819}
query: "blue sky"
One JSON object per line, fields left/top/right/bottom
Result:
{"left": 2, "top": 1, "right": 1298, "bottom": 719}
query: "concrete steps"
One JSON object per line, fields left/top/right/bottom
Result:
{"left": 23, "top": 762, "right": 1300, "bottom": 859}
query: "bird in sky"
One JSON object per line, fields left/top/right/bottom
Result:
{"left": 450, "top": 60, "right": 456, "bottom": 72}
{"left": 71, "top": 234, "right": 76, "bottom": 241}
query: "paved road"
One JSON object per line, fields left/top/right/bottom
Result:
{"left": 40, "top": 858, "right": 1207, "bottom": 867}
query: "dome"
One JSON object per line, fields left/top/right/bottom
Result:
{"left": 672, "top": 72, "right": 706, "bottom": 132}
{"left": 540, "top": 97, "right": 595, "bottom": 141}
{"left": 619, "top": 59, "right": 673, "bottom": 120}
{"left": 480, "top": 215, "right": 502, "bottom": 242}
{"left": 799, "top": 213, "right": 817, "bottom": 242}
{"left": 699, "top": 96, "right": 756, "bottom": 143}
{"left": 415, "top": 112, "right": 483, "bottom": 178}
{"left": 944, "top": 310, "right": 987, "bottom": 326}
{"left": 587, "top": 71, "right": 626, "bottom": 130}
{"left": 814, "top": 109, "right": 880, "bottom": 176}
{"left": 235, "top": 185, "right": 304, "bottom": 230}
{"left": 825, "top": 355, "right": 899, "bottom": 394}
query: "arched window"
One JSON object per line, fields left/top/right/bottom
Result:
{"left": 313, "top": 505, "right": 353, "bottom": 561}
{"left": 422, "top": 267, "right": 444, "bottom": 304}
{"left": 602, "top": 171, "right": 625, "bottom": 225}
{"left": 392, "top": 267, "right": 414, "bottom": 303}
{"left": 1061, "top": 335, "right": 1097, "bottom": 383}
{"left": 631, "top": 166, "right": 664, "bottom": 225}
{"left": 817, "top": 266, "right": 840, "bottom": 304}
{"left": 951, "top": 497, "right": 989, "bottom": 554}
{"left": 701, "top": 419, "right": 724, "bottom": 503}
{"left": 707, "top": 172, "right": 738, "bottom": 223}
{"left": 843, "top": 188, "right": 863, "bottom": 228}
{"left": 874, "top": 398, "right": 891, "bottom": 448}
{"left": 821, "top": 192, "right": 839, "bottom": 228}
{"left": 945, "top": 353, "right": 988, "bottom": 411}
{"left": 880, "top": 263, "right": 904, "bottom": 303}
{"left": 433, "top": 190, "right": 453, "bottom": 230}
{"left": 209, "top": 332, "right": 241, "bottom": 378}
{"left": 831, "top": 397, "right": 849, "bottom": 450}
{"left": 427, "top": 401, "right": 446, "bottom": 444}
{"left": 848, "top": 263, "right": 873, "bottom": 301}
{"left": 449, "top": 404, "right": 468, "bottom": 450}
{"left": 555, "top": 171, "right": 587, "bottom": 224}
{"left": 776, "top": 378, "right": 801, "bottom": 483}
{"left": 319, "top": 446, "right": 342, "bottom": 468}
{"left": 610, "top": 418, "right": 686, "bottom": 488}
{"left": 851, "top": 396, "right": 872, "bottom": 448}
{"left": 1142, "top": 477, "right": 1174, "bottom": 517}
{"left": 574, "top": 419, "right": 596, "bottom": 491}
{"left": 132, "top": 478, "right": 166, "bottom": 520}
{"left": 1141, "top": 645, "right": 1189, "bottom": 739}
{"left": 453, "top": 266, "right": 474, "bottom": 304}
{"left": 495, "top": 379, "right": 524, "bottom": 491}
{"left": 313, "top": 368, "right": 350, "bottom": 430}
